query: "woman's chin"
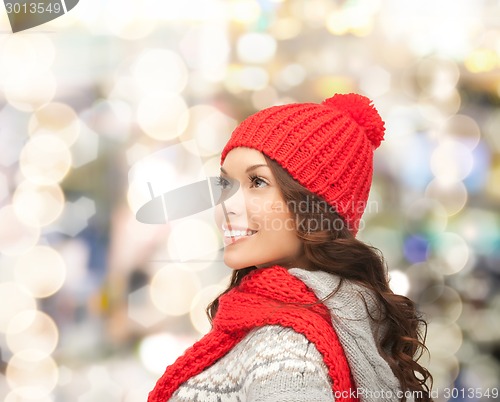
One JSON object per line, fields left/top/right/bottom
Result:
{"left": 223, "top": 254, "right": 257, "bottom": 270}
{"left": 223, "top": 257, "right": 245, "bottom": 270}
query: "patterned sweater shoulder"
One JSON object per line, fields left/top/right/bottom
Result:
{"left": 169, "top": 325, "right": 335, "bottom": 402}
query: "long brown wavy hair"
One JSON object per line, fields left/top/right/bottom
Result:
{"left": 208, "top": 155, "right": 433, "bottom": 402}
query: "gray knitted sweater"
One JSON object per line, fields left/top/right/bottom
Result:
{"left": 168, "top": 268, "right": 409, "bottom": 402}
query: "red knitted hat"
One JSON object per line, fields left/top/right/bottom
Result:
{"left": 220, "top": 93, "right": 385, "bottom": 235}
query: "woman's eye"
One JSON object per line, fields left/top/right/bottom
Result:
{"left": 216, "top": 176, "right": 232, "bottom": 190}
{"left": 250, "top": 176, "right": 268, "bottom": 188}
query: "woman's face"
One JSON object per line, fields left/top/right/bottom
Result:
{"left": 215, "top": 147, "right": 307, "bottom": 270}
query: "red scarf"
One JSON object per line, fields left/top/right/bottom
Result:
{"left": 148, "top": 265, "right": 358, "bottom": 402}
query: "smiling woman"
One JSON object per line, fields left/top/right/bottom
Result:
{"left": 148, "top": 93, "right": 434, "bottom": 402}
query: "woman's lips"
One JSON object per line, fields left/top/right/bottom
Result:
{"left": 222, "top": 226, "right": 258, "bottom": 245}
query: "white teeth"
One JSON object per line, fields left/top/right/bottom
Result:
{"left": 224, "top": 229, "right": 256, "bottom": 238}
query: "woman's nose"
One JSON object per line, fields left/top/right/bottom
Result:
{"left": 219, "top": 184, "right": 246, "bottom": 216}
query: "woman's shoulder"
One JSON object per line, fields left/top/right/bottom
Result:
{"left": 172, "top": 325, "right": 334, "bottom": 402}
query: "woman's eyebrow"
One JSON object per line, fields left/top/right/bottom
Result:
{"left": 245, "top": 164, "right": 269, "bottom": 173}
{"left": 220, "top": 164, "right": 269, "bottom": 175}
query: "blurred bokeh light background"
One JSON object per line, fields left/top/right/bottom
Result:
{"left": 0, "top": 0, "right": 499, "bottom": 401}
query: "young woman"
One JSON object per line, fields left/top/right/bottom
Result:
{"left": 148, "top": 93, "right": 433, "bottom": 402}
